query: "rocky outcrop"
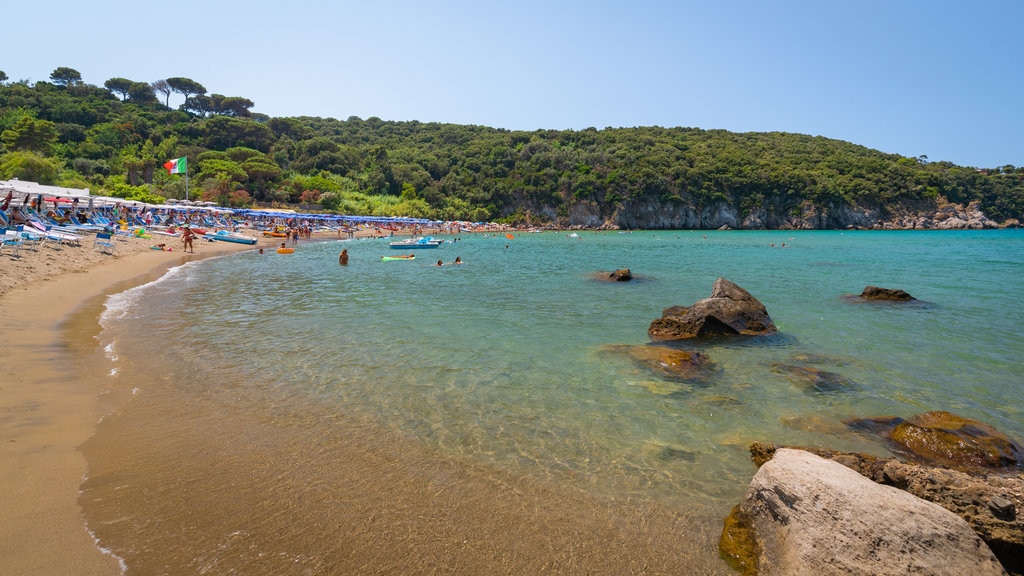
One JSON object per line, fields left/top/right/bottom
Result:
{"left": 880, "top": 200, "right": 1000, "bottom": 230}
{"left": 648, "top": 278, "right": 776, "bottom": 340}
{"left": 559, "top": 194, "right": 1010, "bottom": 230}
{"left": 749, "top": 442, "right": 1024, "bottom": 575}
{"left": 724, "top": 448, "right": 1007, "bottom": 576}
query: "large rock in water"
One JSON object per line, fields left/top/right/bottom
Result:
{"left": 727, "top": 448, "right": 1007, "bottom": 576}
{"left": 859, "top": 286, "right": 916, "bottom": 301}
{"left": 748, "top": 442, "right": 1024, "bottom": 574}
{"left": 648, "top": 278, "right": 776, "bottom": 340}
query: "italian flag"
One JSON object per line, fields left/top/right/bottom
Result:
{"left": 164, "top": 156, "right": 187, "bottom": 174}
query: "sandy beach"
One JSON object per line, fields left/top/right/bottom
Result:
{"left": 0, "top": 230, "right": 276, "bottom": 574}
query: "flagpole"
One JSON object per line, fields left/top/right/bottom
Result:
{"left": 185, "top": 156, "right": 189, "bottom": 201}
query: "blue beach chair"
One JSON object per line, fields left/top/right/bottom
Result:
{"left": 1, "top": 226, "right": 23, "bottom": 257}
{"left": 93, "top": 232, "right": 117, "bottom": 255}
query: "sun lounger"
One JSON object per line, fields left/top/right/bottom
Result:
{"left": 94, "top": 232, "right": 117, "bottom": 255}
{"left": 1, "top": 226, "right": 23, "bottom": 257}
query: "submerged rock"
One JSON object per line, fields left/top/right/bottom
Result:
{"left": 603, "top": 344, "right": 716, "bottom": 382}
{"left": 648, "top": 278, "right": 776, "bottom": 340}
{"left": 771, "top": 362, "right": 855, "bottom": 392}
{"left": 846, "top": 411, "right": 1024, "bottom": 472}
{"left": 726, "top": 448, "right": 1007, "bottom": 576}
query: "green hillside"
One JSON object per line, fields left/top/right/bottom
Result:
{"left": 1, "top": 68, "right": 1021, "bottom": 228}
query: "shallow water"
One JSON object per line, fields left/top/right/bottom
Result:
{"left": 80, "top": 229, "right": 1024, "bottom": 573}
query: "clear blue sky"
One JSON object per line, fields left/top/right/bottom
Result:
{"left": 6, "top": 0, "right": 1021, "bottom": 168}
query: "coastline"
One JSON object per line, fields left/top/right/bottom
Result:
{"left": 0, "top": 232, "right": 267, "bottom": 574}
{"left": 1, "top": 227, "right": 736, "bottom": 574}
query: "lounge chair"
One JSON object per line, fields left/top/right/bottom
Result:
{"left": 1, "top": 227, "right": 23, "bottom": 257}
{"left": 17, "top": 225, "right": 45, "bottom": 251}
{"left": 93, "top": 232, "right": 117, "bottom": 255}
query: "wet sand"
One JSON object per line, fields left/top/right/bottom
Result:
{"left": 0, "top": 230, "right": 732, "bottom": 575}
{"left": 0, "top": 233, "right": 261, "bottom": 574}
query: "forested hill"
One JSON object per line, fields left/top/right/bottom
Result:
{"left": 1, "top": 68, "right": 1021, "bottom": 229}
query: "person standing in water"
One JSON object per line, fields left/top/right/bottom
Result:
{"left": 339, "top": 249, "right": 349, "bottom": 265}
{"left": 181, "top": 226, "right": 195, "bottom": 253}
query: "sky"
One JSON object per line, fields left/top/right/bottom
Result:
{"left": 5, "top": 0, "right": 1021, "bottom": 168}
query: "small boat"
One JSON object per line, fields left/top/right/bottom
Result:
{"left": 381, "top": 254, "right": 415, "bottom": 262}
{"left": 207, "top": 230, "right": 258, "bottom": 245}
{"left": 389, "top": 236, "right": 443, "bottom": 249}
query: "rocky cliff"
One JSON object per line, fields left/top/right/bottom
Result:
{"left": 553, "top": 195, "right": 1009, "bottom": 230}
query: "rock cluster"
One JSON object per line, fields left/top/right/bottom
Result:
{"left": 747, "top": 437, "right": 1024, "bottom": 575}
{"left": 723, "top": 448, "right": 1008, "bottom": 576}
{"left": 878, "top": 200, "right": 1000, "bottom": 230}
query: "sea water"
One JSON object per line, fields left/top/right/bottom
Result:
{"left": 81, "top": 229, "right": 1024, "bottom": 573}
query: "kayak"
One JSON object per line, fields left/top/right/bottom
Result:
{"left": 381, "top": 255, "right": 415, "bottom": 262}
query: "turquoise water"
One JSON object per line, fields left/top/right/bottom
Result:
{"left": 101, "top": 229, "right": 1024, "bottom": 505}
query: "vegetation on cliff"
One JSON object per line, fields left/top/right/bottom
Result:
{"left": 1, "top": 67, "right": 1021, "bottom": 227}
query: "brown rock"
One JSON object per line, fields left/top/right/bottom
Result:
{"left": 847, "top": 411, "right": 1024, "bottom": 472}
{"left": 648, "top": 278, "right": 776, "bottom": 340}
{"left": 602, "top": 344, "right": 715, "bottom": 382}
{"left": 608, "top": 268, "right": 632, "bottom": 281}
{"left": 859, "top": 286, "right": 916, "bottom": 301}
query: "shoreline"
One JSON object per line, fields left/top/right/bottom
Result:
{"left": 2, "top": 227, "right": 733, "bottom": 574}
{"left": 0, "top": 225, "right": 477, "bottom": 573}
{"left": 0, "top": 231, "right": 271, "bottom": 574}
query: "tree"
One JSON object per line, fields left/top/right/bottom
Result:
{"left": 1, "top": 116, "right": 59, "bottom": 154}
{"left": 0, "top": 151, "right": 60, "bottom": 183}
{"left": 242, "top": 156, "right": 284, "bottom": 198}
{"left": 215, "top": 95, "right": 255, "bottom": 117}
{"left": 183, "top": 95, "right": 212, "bottom": 117}
{"left": 0, "top": 71, "right": 8, "bottom": 84}
{"left": 50, "top": 67, "right": 83, "bottom": 87}
{"left": 104, "top": 77, "right": 134, "bottom": 101}
{"left": 151, "top": 79, "right": 172, "bottom": 107}
{"left": 128, "top": 82, "right": 158, "bottom": 105}
{"left": 166, "top": 77, "right": 207, "bottom": 104}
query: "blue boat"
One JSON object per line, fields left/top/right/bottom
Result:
{"left": 388, "top": 236, "right": 443, "bottom": 249}
{"left": 206, "top": 230, "right": 258, "bottom": 245}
